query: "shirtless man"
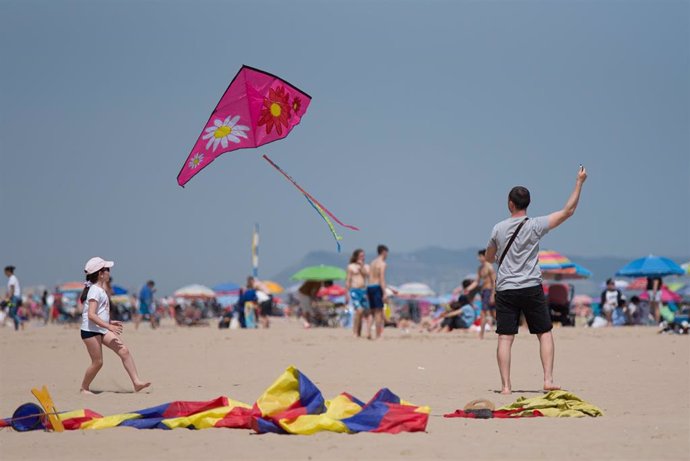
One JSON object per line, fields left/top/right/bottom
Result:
{"left": 465, "top": 250, "right": 497, "bottom": 339}
{"left": 367, "top": 245, "right": 392, "bottom": 339}
{"left": 345, "top": 249, "right": 370, "bottom": 338}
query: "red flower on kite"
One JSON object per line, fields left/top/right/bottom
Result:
{"left": 292, "top": 96, "right": 302, "bottom": 115}
{"left": 258, "top": 86, "right": 291, "bottom": 135}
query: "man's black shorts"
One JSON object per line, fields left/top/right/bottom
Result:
{"left": 495, "top": 285, "right": 552, "bottom": 335}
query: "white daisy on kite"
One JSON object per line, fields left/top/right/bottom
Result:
{"left": 202, "top": 115, "right": 249, "bottom": 151}
{"left": 188, "top": 153, "right": 204, "bottom": 169}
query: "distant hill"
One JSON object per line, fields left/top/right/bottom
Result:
{"left": 270, "top": 248, "right": 689, "bottom": 296}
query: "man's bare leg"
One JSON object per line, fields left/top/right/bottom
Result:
{"left": 537, "top": 331, "right": 560, "bottom": 391}
{"left": 497, "top": 334, "right": 514, "bottom": 394}
{"left": 374, "top": 309, "right": 384, "bottom": 338}
{"left": 479, "top": 310, "right": 487, "bottom": 339}
{"left": 353, "top": 309, "right": 362, "bottom": 337}
{"left": 363, "top": 312, "right": 373, "bottom": 339}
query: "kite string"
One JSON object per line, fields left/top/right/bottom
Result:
{"left": 262, "top": 154, "right": 360, "bottom": 231}
{"left": 304, "top": 195, "right": 342, "bottom": 252}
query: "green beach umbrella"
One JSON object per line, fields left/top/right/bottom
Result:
{"left": 291, "top": 265, "right": 347, "bottom": 281}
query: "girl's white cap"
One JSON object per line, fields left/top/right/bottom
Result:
{"left": 84, "top": 257, "right": 114, "bottom": 275}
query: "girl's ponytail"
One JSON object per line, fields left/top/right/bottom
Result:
{"left": 80, "top": 271, "right": 100, "bottom": 304}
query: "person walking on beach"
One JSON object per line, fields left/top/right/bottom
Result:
{"left": 367, "top": 245, "right": 393, "bottom": 340}
{"left": 79, "top": 257, "right": 150, "bottom": 394}
{"left": 4, "top": 265, "right": 22, "bottom": 331}
{"left": 646, "top": 275, "right": 662, "bottom": 323}
{"left": 485, "top": 166, "right": 587, "bottom": 394}
{"left": 345, "top": 249, "right": 370, "bottom": 338}
{"left": 465, "top": 250, "right": 497, "bottom": 339}
{"left": 135, "top": 280, "right": 158, "bottom": 330}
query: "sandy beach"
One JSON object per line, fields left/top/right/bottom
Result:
{"left": 0, "top": 319, "right": 688, "bottom": 460}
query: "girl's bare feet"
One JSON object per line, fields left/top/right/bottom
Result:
{"left": 543, "top": 382, "right": 561, "bottom": 391}
{"left": 80, "top": 389, "right": 95, "bottom": 395}
{"left": 134, "top": 382, "right": 151, "bottom": 392}
{"left": 500, "top": 388, "right": 512, "bottom": 395}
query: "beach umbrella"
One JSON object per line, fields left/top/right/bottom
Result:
{"left": 58, "top": 282, "right": 85, "bottom": 293}
{"left": 112, "top": 285, "right": 128, "bottom": 296}
{"left": 317, "top": 284, "right": 346, "bottom": 297}
{"left": 397, "top": 283, "right": 435, "bottom": 297}
{"left": 543, "top": 262, "right": 592, "bottom": 280}
{"left": 216, "top": 294, "right": 240, "bottom": 307}
{"left": 291, "top": 265, "right": 347, "bottom": 281}
{"left": 615, "top": 255, "right": 685, "bottom": 277}
{"left": 212, "top": 282, "right": 241, "bottom": 294}
{"left": 261, "top": 280, "right": 284, "bottom": 294}
{"left": 639, "top": 287, "right": 682, "bottom": 303}
{"left": 173, "top": 284, "right": 216, "bottom": 299}
{"left": 538, "top": 250, "right": 576, "bottom": 270}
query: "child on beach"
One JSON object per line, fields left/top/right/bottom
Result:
{"left": 79, "top": 257, "right": 150, "bottom": 394}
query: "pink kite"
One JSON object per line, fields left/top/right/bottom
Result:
{"left": 177, "top": 65, "right": 312, "bottom": 187}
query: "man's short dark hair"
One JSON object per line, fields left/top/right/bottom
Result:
{"left": 377, "top": 244, "right": 388, "bottom": 255}
{"left": 508, "top": 186, "right": 531, "bottom": 210}
{"left": 462, "top": 279, "right": 473, "bottom": 289}
{"left": 4, "top": 265, "right": 15, "bottom": 273}
{"left": 478, "top": 249, "right": 486, "bottom": 256}
{"left": 147, "top": 280, "right": 155, "bottom": 287}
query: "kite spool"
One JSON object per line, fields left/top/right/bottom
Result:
{"left": 10, "top": 403, "right": 46, "bottom": 432}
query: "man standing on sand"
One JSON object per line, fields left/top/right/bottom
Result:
{"left": 485, "top": 166, "right": 587, "bottom": 395}
{"left": 345, "top": 249, "right": 370, "bottom": 338}
{"left": 367, "top": 244, "right": 393, "bottom": 340}
{"left": 465, "top": 249, "right": 497, "bottom": 339}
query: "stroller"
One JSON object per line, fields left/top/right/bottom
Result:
{"left": 547, "top": 283, "right": 575, "bottom": 326}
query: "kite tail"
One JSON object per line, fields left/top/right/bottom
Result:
{"left": 304, "top": 195, "right": 342, "bottom": 252}
{"left": 262, "top": 155, "right": 360, "bottom": 231}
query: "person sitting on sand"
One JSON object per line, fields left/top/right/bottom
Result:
{"left": 439, "top": 290, "right": 476, "bottom": 333}
{"left": 79, "top": 257, "right": 150, "bottom": 394}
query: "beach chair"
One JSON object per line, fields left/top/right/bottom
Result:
{"left": 547, "top": 283, "right": 574, "bottom": 326}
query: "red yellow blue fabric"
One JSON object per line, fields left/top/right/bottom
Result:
{"left": 1, "top": 367, "right": 428, "bottom": 434}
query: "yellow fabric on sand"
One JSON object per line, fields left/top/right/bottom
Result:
{"left": 498, "top": 390, "right": 603, "bottom": 417}
{"left": 278, "top": 394, "right": 361, "bottom": 434}
{"left": 255, "top": 366, "right": 302, "bottom": 417}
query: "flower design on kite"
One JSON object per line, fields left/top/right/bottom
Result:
{"left": 202, "top": 115, "right": 249, "bottom": 151}
{"left": 292, "top": 97, "right": 302, "bottom": 115}
{"left": 188, "top": 152, "right": 204, "bottom": 169}
{"left": 258, "top": 86, "right": 291, "bottom": 135}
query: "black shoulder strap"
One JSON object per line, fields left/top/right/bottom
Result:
{"left": 498, "top": 218, "right": 528, "bottom": 268}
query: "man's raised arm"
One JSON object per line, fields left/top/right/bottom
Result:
{"left": 548, "top": 166, "right": 588, "bottom": 230}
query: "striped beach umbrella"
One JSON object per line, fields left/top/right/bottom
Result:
{"left": 538, "top": 250, "right": 576, "bottom": 271}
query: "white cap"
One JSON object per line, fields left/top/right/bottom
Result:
{"left": 84, "top": 257, "right": 114, "bottom": 275}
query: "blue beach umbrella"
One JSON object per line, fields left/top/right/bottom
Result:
{"left": 615, "top": 255, "right": 685, "bottom": 277}
{"left": 112, "top": 285, "right": 128, "bottom": 296}
{"left": 212, "top": 282, "right": 241, "bottom": 293}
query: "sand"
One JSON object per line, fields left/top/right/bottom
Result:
{"left": 0, "top": 318, "right": 688, "bottom": 460}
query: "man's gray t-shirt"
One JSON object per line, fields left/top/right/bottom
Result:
{"left": 487, "top": 215, "right": 550, "bottom": 291}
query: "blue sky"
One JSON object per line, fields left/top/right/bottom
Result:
{"left": 1, "top": 0, "right": 688, "bottom": 294}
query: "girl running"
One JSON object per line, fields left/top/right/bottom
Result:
{"left": 79, "top": 257, "right": 150, "bottom": 394}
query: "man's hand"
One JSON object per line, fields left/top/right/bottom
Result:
{"left": 577, "top": 165, "right": 588, "bottom": 184}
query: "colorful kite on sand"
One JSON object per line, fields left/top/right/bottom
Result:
{"left": 176, "top": 65, "right": 357, "bottom": 251}
{"left": 1, "top": 367, "right": 429, "bottom": 435}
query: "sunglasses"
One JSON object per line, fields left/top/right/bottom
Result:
{"left": 102, "top": 268, "right": 110, "bottom": 272}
